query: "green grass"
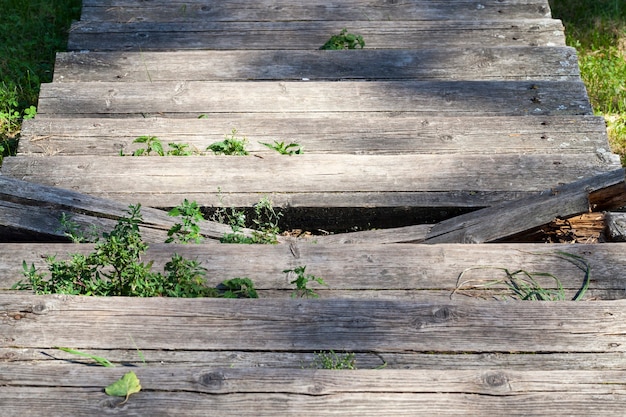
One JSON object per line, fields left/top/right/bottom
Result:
{"left": 550, "top": 0, "right": 626, "bottom": 165}
{"left": 0, "top": 0, "right": 82, "bottom": 162}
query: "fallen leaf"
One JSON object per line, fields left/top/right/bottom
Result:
{"left": 105, "top": 371, "right": 141, "bottom": 405}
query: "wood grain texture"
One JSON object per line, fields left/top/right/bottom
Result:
{"left": 2, "top": 242, "right": 625, "bottom": 297}
{"left": 5, "top": 348, "right": 626, "bottom": 370}
{"left": 80, "top": 0, "right": 554, "bottom": 22}
{"left": 2, "top": 154, "right": 620, "bottom": 208}
{"left": 1, "top": 387, "right": 624, "bottom": 417}
{"left": 19, "top": 115, "right": 609, "bottom": 156}
{"left": 52, "top": 47, "right": 581, "bottom": 82}
{"left": 67, "top": 20, "right": 566, "bottom": 51}
{"left": 606, "top": 212, "right": 626, "bottom": 242}
{"left": 36, "top": 80, "right": 593, "bottom": 117}
{"left": 0, "top": 176, "right": 244, "bottom": 240}
{"left": 3, "top": 295, "right": 626, "bottom": 352}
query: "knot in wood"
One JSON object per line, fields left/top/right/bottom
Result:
{"left": 432, "top": 306, "right": 453, "bottom": 322}
{"left": 483, "top": 372, "right": 509, "bottom": 388}
{"left": 32, "top": 303, "right": 48, "bottom": 315}
{"left": 199, "top": 371, "right": 225, "bottom": 388}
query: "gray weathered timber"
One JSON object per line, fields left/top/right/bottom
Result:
{"left": 67, "top": 20, "right": 566, "bottom": 51}
{"left": 1, "top": 388, "right": 625, "bottom": 417}
{"left": 2, "top": 154, "right": 620, "bottom": 208}
{"left": 5, "top": 348, "right": 626, "bottom": 371}
{"left": 52, "top": 47, "right": 581, "bottom": 83}
{"left": 36, "top": 80, "right": 593, "bottom": 117}
{"left": 0, "top": 176, "right": 243, "bottom": 240}
{"left": 3, "top": 295, "right": 626, "bottom": 352}
{"left": 607, "top": 212, "right": 626, "bottom": 241}
{"left": 2, "top": 242, "right": 625, "bottom": 297}
{"left": 19, "top": 115, "right": 609, "bottom": 156}
{"left": 80, "top": 0, "right": 553, "bottom": 22}
{"left": 1, "top": 365, "right": 626, "bottom": 417}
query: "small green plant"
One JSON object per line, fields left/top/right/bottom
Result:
{"left": 58, "top": 212, "right": 99, "bottom": 243}
{"left": 13, "top": 204, "right": 258, "bottom": 298}
{"left": 260, "top": 140, "right": 303, "bottom": 155}
{"left": 284, "top": 265, "right": 327, "bottom": 298}
{"left": 313, "top": 350, "right": 356, "bottom": 370}
{"left": 129, "top": 136, "right": 197, "bottom": 156}
{"left": 207, "top": 129, "right": 249, "bottom": 155}
{"left": 217, "top": 278, "right": 259, "bottom": 298}
{"left": 320, "top": 29, "right": 365, "bottom": 50}
{"left": 132, "top": 135, "right": 164, "bottom": 156}
{"left": 56, "top": 347, "right": 115, "bottom": 367}
{"left": 452, "top": 251, "right": 590, "bottom": 301}
{"left": 218, "top": 197, "right": 283, "bottom": 244}
{"left": 166, "top": 199, "right": 205, "bottom": 243}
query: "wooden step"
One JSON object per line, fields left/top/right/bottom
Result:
{"left": 1, "top": 366, "right": 625, "bottom": 416}
{"left": 2, "top": 153, "right": 620, "bottom": 208}
{"left": 67, "top": 20, "right": 566, "bottom": 51}
{"left": 19, "top": 115, "right": 609, "bottom": 156}
{"left": 80, "top": 0, "right": 554, "bottom": 22}
{"left": 52, "top": 47, "right": 581, "bottom": 83}
{"left": 3, "top": 295, "right": 626, "bottom": 352}
{"left": 35, "top": 80, "right": 593, "bottom": 117}
{"left": 2, "top": 242, "right": 624, "bottom": 298}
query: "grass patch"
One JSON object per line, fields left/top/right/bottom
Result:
{"left": 550, "top": 0, "right": 626, "bottom": 164}
{"left": 0, "top": 0, "right": 82, "bottom": 160}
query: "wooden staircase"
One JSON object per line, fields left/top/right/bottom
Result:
{"left": 2, "top": 0, "right": 626, "bottom": 415}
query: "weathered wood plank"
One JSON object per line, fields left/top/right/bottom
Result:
{"left": 607, "top": 212, "right": 626, "bottom": 242}
{"left": 2, "top": 154, "right": 620, "bottom": 208}
{"left": 36, "top": 80, "right": 593, "bottom": 117}
{"left": 52, "top": 47, "right": 581, "bottom": 83}
{"left": 1, "top": 387, "right": 624, "bottom": 417}
{"left": 315, "top": 169, "right": 625, "bottom": 243}
{"left": 80, "top": 0, "right": 554, "bottom": 22}
{"left": 4, "top": 366, "right": 626, "bottom": 397}
{"left": 0, "top": 176, "right": 243, "bottom": 240}
{"left": 2, "top": 243, "right": 625, "bottom": 297}
{"left": 67, "top": 20, "right": 566, "bottom": 51}
{"left": 424, "top": 169, "right": 626, "bottom": 243}
{"left": 19, "top": 115, "right": 609, "bottom": 156}
{"left": 3, "top": 295, "right": 626, "bottom": 352}
{"left": 5, "top": 348, "right": 626, "bottom": 371}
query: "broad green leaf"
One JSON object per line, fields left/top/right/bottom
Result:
{"left": 105, "top": 371, "right": 141, "bottom": 404}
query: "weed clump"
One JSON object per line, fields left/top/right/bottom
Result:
{"left": 13, "top": 204, "right": 257, "bottom": 298}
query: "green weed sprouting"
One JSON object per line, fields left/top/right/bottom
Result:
{"left": 312, "top": 350, "right": 356, "bottom": 370}
{"left": 284, "top": 265, "right": 328, "bottom": 299}
{"left": 13, "top": 204, "right": 258, "bottom": 298}
{"left": 452, "top": 251, "right": 591, "bottom": 301}
{"left": 166, "top": 199, "right": 205, "bottom": 243}
{"left": 260, "top": 140, "right": 303, "bottom": 155}
{"left": 218, "top": 196, "right": 283, "bottom": 244}
{"left": 207, "top": 128, "right": 249, "bottom": 155}
{"left": 320, "top": 29, "right": 365, "bottom": 50}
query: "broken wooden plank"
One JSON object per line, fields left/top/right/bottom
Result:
{"left": 79, "top": 0, "right": 554, "bottom": 22}
{"left": 52, "top": 47, "right": 581, "bottom": 83}
{"left": 1, "top": 154, "right": 620, "bottom": 208}
{"left": 67, "top": 20, "right": 566, "bottom": 51}
{"left": 606, "top": 212, "right": 626, "bottom": 242}
{"left": 3, "top": 295, "right": 626, "bottom": 352}
{"left": 0, "top": 176, "right": 242, "bottom": 241}
{"left": 36, "top": 80, "right": 593, "bottom": 117}
{"left": 19, "top": 115, "right": 609, "bottom": 156}
{"left": 2, "top": 242, "right": 625, "bottom": 298}
{"left": 315, "top": 169, "right": 625, "bottom": 244}
{"left": 424, "top": 169, "right": 626, "bottom": 243}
